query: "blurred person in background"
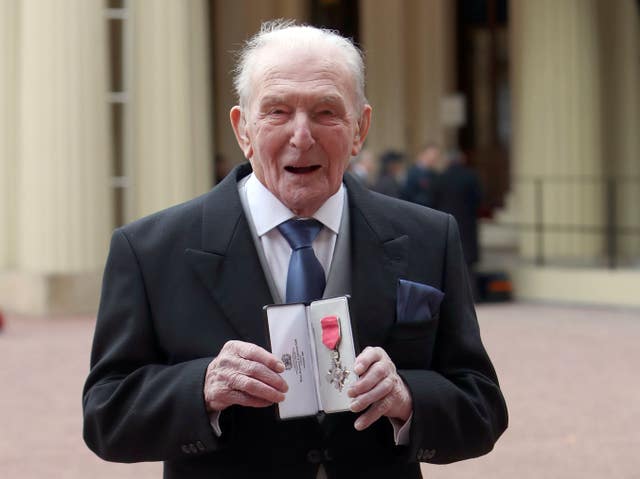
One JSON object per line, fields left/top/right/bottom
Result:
{"left": 348, "top": 148, "right": 376, "bottom": 187}
{"left": 403, "top": 143, "right": 443, "bottom": 208}
{"left": 433, "top": 149, "right": 482, "bottom": 272}
{"left": 372, "top": 150, "right": 406, "bottom": 198}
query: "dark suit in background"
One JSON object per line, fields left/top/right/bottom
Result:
{"left": 402, "top": 165, "right": 439, "bottom": 208}
{"left": 372, "top": 150, "right": 405, "bottom": 199}
{"left": 83, "top": 163, "right": 507, "bottom": 478}
{"left": 433, "top": 163, "right": 482, "bottom": 267}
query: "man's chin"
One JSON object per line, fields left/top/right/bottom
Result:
{"left": 281, "top": 191, "right": 327, "bottom": 217}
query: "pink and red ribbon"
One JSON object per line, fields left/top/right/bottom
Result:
{"left": 320, "top": 315, "right": 341, "bottom": 350}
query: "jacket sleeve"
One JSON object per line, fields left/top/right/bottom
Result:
{"left": 398, "top": 214, "right": 508, "bottom": 464}
{"left": 82, "top": 229, "right": 224, "bottom": 462}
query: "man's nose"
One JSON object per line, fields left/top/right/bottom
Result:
{"left": 289, "top": 112, "right": 315, "bottom": 151}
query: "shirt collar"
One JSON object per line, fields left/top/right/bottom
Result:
{"left": 245, "top": 173, "right": 344, "bottom": 237}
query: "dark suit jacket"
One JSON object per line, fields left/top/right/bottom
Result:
{"left": 83, "top": 163, "right": 507, "bottom": 479}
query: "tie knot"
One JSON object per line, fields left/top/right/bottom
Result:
{"left": 277, "top": 219, "right": 323, "bottom": 250}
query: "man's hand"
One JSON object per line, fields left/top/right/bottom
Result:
{"left": 348, "top": 346, "right": 413, "bottom": 431}
{"left": 204, "top": 340, "right": 288, "bottom": 412}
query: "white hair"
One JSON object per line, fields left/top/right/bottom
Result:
{"left": 233, "top": 19, "right": 366, "bottom": 112}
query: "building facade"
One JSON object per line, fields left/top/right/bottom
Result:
{"left": 0, "top": 0, "right": 638, "bottom": 315}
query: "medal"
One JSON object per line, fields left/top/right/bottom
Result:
{"left": 320, "top": 315, "right": 350, "bottom": 391}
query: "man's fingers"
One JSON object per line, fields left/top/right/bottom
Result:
{"left": 228, "top": 373, "right": 286, "bottom": 403}
{"left": 205, "top": 341, "right": 291, "bottom": 411}
{"left": 213, "top": 354, "right": 288, "bottom": 393}
{"left": 347, "top": 360, "right": 389, "bottom": 398}
{"left": 347, "top": 348, "right": 410, "bottom": 430}
{"left": 353, "top": 397, "right": 393, "bottom": 431}
{"left": 227, "top": 340, "right": 285, "bottom": 373}
{"left": 349, "top": 376, "right": 395, "bottom": 413}
{"left": 206, "top": 374, "right": 285, "bottom": 411}
{"left": 352, "top": 346, "right": 385, "bottom": 376}
{"left": 237, "top": 357, "right": 288, "bottom": 393}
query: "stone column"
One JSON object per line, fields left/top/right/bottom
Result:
{"left": 597, "top": 0, "right": 640, "bottom": 264}
{"left": 403, "top": 0, "right": 456, "bottom": 154}
{"left": 2, "top": 0, "right": 113, "bottom": 314}
{"left": 360, "top": 0, "right": 455, "bottom": 157}
{"left": 0, "top": 0, "right": 19, "bottom": 269}
{"left": 510, "top": 0, "right": 604, "bottom": 263}
{"left": 131, "top": 0, "right": 213, "bottom": 218}
{"left": 18, "top": 0, "right": 113, "bottom": 273}
{"left": 360, "top": 0, "right": 407, "bottom": 155}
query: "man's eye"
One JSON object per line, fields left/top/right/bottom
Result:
{"left": 269, "top": 109, "right": 287, "bottom": 115}
{"left": 317, "top": 110, "right": 335, "bottom": 117}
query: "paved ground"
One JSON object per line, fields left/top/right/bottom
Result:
{"left": 0, "top": 303, "right": 638, "bottom": 478}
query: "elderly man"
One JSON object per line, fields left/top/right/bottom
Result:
{"left": 83, "top": 21, "right": 507, "bottom": 479}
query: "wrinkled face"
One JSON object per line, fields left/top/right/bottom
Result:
{"left": 231, "top": 47, "right": 371, "bottom": 216}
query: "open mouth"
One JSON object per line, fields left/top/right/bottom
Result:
{"left": 284, "top": 165, "right": 321, "bottom": 174}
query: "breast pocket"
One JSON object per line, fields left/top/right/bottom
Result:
{"left": 385, "top": 315, "right": 439, "bottom": 369}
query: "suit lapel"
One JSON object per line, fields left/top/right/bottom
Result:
{"left": 184, "top": 164, "right": 273, "bottom": 349}
{"left": 345, "top": 174, "right": 409, "bottom": 349}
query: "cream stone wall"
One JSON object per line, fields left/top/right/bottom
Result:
{"left": 18, "top": 0, "right": 113, "bottom": 273}
{"left": 0, "top": 0, "right": 113, "bottom": 314}
{"left": 513, "top": 266, "right": 640, "bottom": 308}
{"left": 2, "top": 1, "right": 637, "bottom": 315}
{"left": 1, "top": 0, "right": 216, "bottom": 315}
{"left": 360, "top": 0, "right": 455, "bottom": 157}
{"left": 404, "top": 0, "right": 457, "bottom": 153}
{"left": 510, "top": 0, "right": 605, "bottom": 262}
{"left": 0, "top": 0, "right": 19, "bottom": 269}
{"left": 130, "top": 0, "right": 213, "bottom": 219}
{"left": 360, "top": 0, "right": 407, "bottom": 154}
{"left": 597, "top": 0, "right": 640, "bottom": 263}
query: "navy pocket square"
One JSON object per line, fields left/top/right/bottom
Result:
{"left": 396, "top": 279, "right": 444, "bottom": 323}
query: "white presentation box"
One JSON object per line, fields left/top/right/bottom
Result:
{"left": 264, "top": 296, "right": 359, "bottom": 420}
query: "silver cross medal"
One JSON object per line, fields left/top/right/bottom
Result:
{"left": 327, "top": 349, "right": 350, "bottom": 392}
{"left": 320, "top": 315, "right": 350, "bottom": 392}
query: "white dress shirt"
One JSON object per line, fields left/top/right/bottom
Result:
{"left": 241, "top": 173, "right": 343, "bottom": 302}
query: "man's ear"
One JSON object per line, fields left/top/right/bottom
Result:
{"left": 230, "top": 106, "right": 253, "bottom": 159}
{"left": 351, "top": 104, "right": 372, "bottom": 156}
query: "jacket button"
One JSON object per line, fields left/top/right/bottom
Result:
{"left": 196, "top": 441, "right": 205, "bottom": 451}
{"left": 181, "top": 445, "right": 191, "bottom": 454}
{"left": 416, "top": 448, "right": 424, "bottom": 461}
{"left": 189, "top": 443, "right": 198, "bottom": 453}
{"left": 422, "top": 449, "right": 436, "bottom": 460}
{"left": 323, "top": 449, "right": 334, "bottom": 461}
{"left": 307, "top": 449, "right": 323, "bottom": 464}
